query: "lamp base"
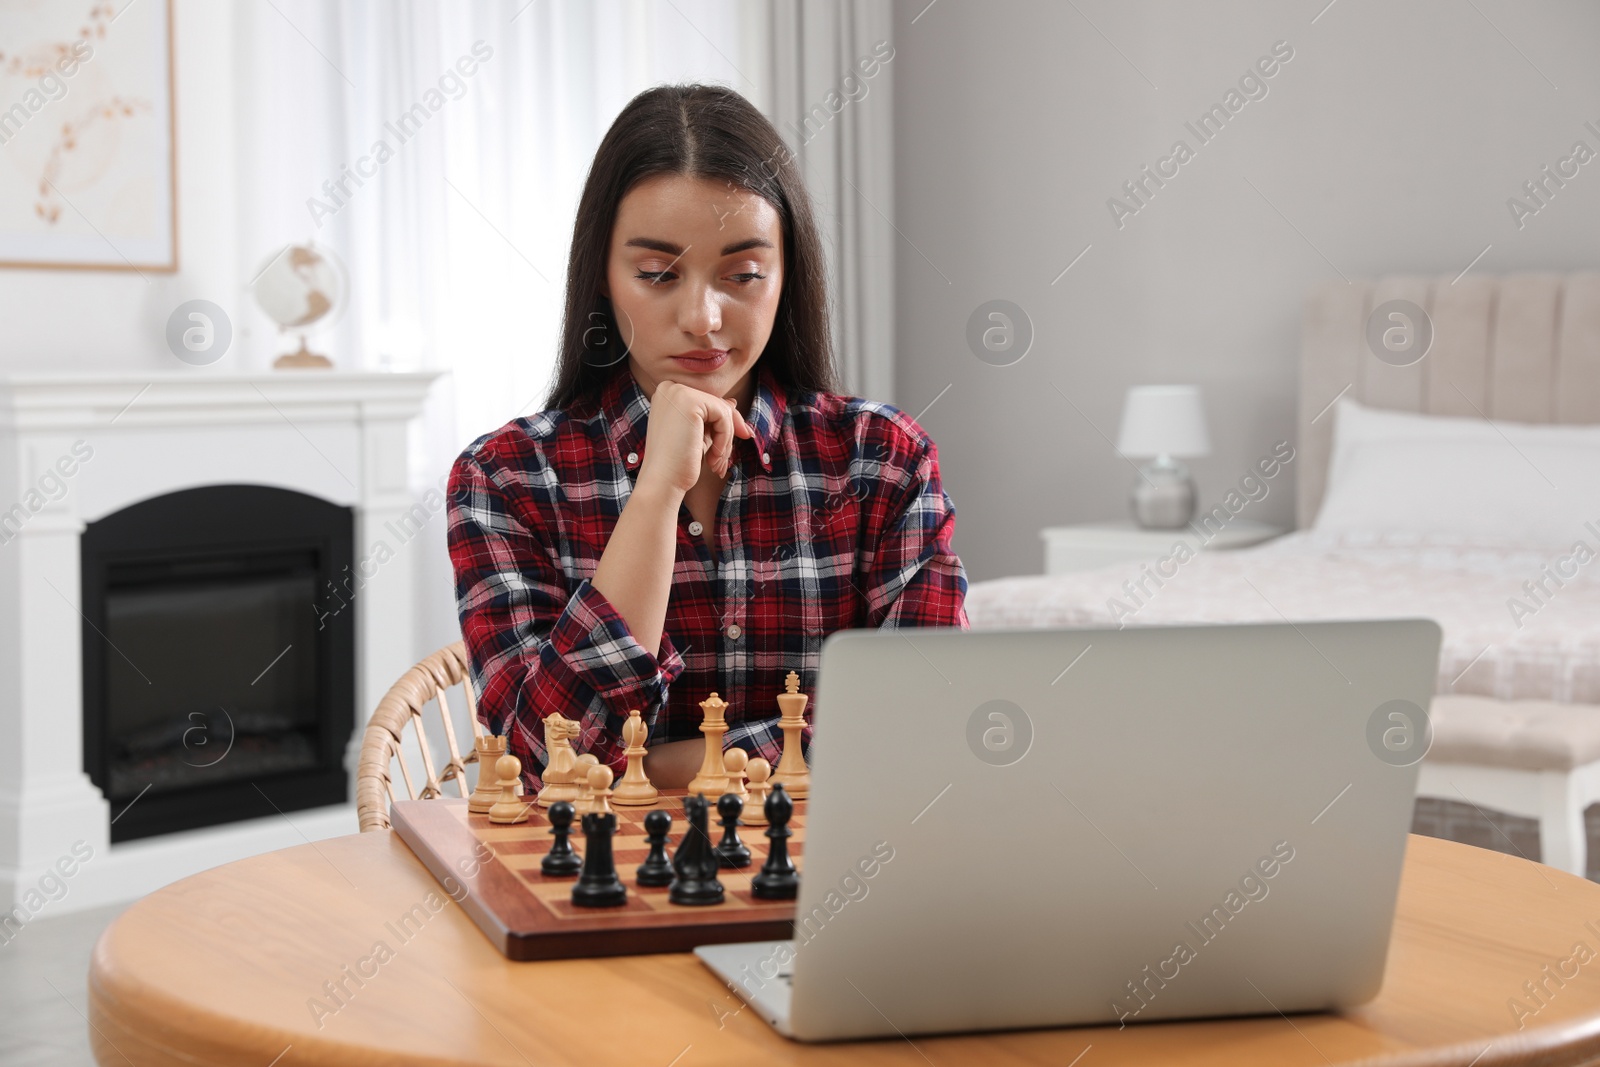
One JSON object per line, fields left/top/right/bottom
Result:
{"left": 1130, "top": 457, "right": 1196, "bottom": 529}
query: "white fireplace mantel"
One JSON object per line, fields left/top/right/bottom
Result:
{"left": 0, "top": 370, "right": 443, "bottom": 916}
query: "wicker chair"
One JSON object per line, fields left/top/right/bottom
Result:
{"left": 356, "top": 640, "right": 487, "bottom": 832}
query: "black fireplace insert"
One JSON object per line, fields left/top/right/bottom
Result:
{"left": 81, "top": 485, "right": 355, "bottom": 842}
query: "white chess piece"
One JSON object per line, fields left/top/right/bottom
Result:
{"left": 573, "top": 753, "right": 600, "bottom": 814}
{"left": 488, "top": 754, "right": 530, "bottom": 824}
{"left": 744, "top": 757, "right": 772, "bottom": 826}
{"left": 723, "top": 748, "right": 749, "bottom": 800}
{"left": 537, "top": 714, "right": 582, "bottom": 808}
{"left": 771, "top": 671, "right": 810, "bottom": 798}
{"left": 613, "top": 709, "right": 660, "bottom": 806}
{"left": 687, "top": 692, "right": 731, "bottom": 797}
{"left": 586, "top": 764, "right": 616, "bottom": 817}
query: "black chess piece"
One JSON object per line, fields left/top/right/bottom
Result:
{"left": 571, "top": 811, "right": 628, "bottom": 907}
{"left": 714, "top": 793, "right": 752, "bottom": 868}
{"left": 751, "top": 783, "right": 799, "bottom": 900}
{"left": 540, "top": 801, "right": 583, "bottom": 877}
{"left": 668, "top": 794, "right": 725, "bottom": 905}
{"left": 636, "top": 809, "right": 674, "bottom": 887}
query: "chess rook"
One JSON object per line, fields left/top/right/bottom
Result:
{"left": 571, "top": 811, "right": 628, "bottom": 908}
{"left": 467, "top": 734, "right": 508, "bottom": 814}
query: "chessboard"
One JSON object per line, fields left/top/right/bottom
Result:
{"left": 392, "top": 792, "right": 806, "bottom": 962}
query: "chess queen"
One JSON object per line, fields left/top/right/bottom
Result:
{"left": 446, "top": 84, "right": 969, "bottom": 795}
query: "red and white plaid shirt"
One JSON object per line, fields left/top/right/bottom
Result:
{"left": 446, "top": 362, "right": 969, "bottom": 790}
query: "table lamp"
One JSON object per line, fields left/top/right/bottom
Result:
{"left": 1116, "top": 384, "right": 1211, "bottom": 529}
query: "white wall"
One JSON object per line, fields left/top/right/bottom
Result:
{"left": 0, "top": 0, "right": 242, "bottom": 373}
{"left": 892, "top": 0, "right": 1600, "bottom": 581}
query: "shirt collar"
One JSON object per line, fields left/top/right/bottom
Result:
{"left": 602, "top": 363, "right": 788, "bottom": 475}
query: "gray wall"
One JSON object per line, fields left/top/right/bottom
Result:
{"left": 892, "top": 0, "right": 1600, "bottom": 581}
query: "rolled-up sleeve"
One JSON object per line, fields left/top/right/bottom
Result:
{"left": 860, "top": 434, "right": 970, "bottom": 630}
{"left": 446, "top": 449, "right": 685, "bottom": 787}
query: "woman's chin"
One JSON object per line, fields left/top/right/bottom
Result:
{"left": 661, "top": 363, "right": 751, "bottom": 398}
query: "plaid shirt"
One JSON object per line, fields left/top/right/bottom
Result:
{"left": 446, "top": 362, "right": 969, "bottom": 790}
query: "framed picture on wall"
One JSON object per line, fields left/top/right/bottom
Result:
{"left": 0, "top": 0, "right": 177, "bottom": 272}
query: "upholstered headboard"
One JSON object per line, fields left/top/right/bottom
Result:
{"left": 1297, "top": 272, "right": 1600, "bottom": 528}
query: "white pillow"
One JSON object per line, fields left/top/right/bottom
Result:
{"left": 1314, "top": 397, "right": 1600, "bottom": 547}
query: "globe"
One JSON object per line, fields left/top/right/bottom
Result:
{"left": 249, "top": 242, "right": 348, "bottom": 368}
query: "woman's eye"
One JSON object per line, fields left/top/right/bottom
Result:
{"left": 633, "top": 271, "right": 767, "bottom": 285}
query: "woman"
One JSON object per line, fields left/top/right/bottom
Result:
{"left": 446, "top": 83, "right": 968, "bottom": 793}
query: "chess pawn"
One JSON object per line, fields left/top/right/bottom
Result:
{"left": 613, "top": 709, "right": 660, "bottom": 806}
{"left": 722, "top": 748, "right": 749, "bottom": 800}
{"left": 573, "top": 753, "right": 600, "bottom": 814}
{"left": 468, "top": 734, "right": 508, "bottom": 814}
{"left": 743, "top": 757, "right": 772, "bottom": 826}
{"left": 636, "top": 809, "right": 674, "bottom": 887}
{"left": 586, "top": 764, "right": 616, "bottom": 817}
{"left": 771, "top": 670, "right": 810, "bottom": 799}
{"left": 714, "top": 793, "right": 751, "bottom": 869}
{"left": 487, "top": 754, "right": 531, "bottom": 824}
{"left": 540, "top": 801, "right": 583, "bottom": 877}
{"left": 686, "top": 692, "right": 731, "bottom": 797}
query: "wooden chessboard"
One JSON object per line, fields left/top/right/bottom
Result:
{"left": 391, "top": 793, "right": 805, "bottom": 961}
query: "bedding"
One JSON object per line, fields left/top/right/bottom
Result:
{"left": 965, "top": 530, "right": 1600, "bottom": 704}
{"left": 1315, "top": 398, "right": 1600, "bottom": 547}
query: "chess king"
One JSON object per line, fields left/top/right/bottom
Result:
{"left": 445, "top": 82, "right": 970, "bottom": 791}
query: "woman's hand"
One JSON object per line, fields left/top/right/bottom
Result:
{"left": 637, "top": 379, "right": 755, "bottom": 493}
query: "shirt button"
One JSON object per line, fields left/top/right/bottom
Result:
{"left": 626, "top": 451, "right": 639, "bottom": 465}
{"left": 761, "top": 451, "right": 771, "bottom": 465}
{"left": 687, "top": 520, "right": 704, "bottom": 536}
{"left": 725, "top": 623, "right": 743, "bottom": 640}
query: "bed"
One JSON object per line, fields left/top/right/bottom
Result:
{"left": 969, "top": 529, "right": 1600, "bottom": 705}
{"left": 966, "top": 270, "right": 1600, "bottom": 871}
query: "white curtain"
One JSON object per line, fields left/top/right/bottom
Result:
{"left": 768, "top": 0, "right": 897, "bottom": 403}
{"left": 232, "top": 0, "right": 896, "bottom": 662}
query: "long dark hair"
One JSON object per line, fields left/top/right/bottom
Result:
{"left": 545, "top": 83, "right": 837, "bottom": 410}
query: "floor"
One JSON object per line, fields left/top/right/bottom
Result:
{"left": 0, "top": 902, "right": 127, "bottom": 1067}
{"left": 1412, "top": 797, "right": 1600, "bottom": 879}
{"left": 0, "top": 802, "right": 1594, "bottom": 1065}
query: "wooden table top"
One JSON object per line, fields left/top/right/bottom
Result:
{"left": 88, "top": 830, "right": 1600, "bottom": 1066}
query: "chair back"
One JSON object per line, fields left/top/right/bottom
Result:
{"left": 356, "top": 641, "right": 485, "bottom": 832}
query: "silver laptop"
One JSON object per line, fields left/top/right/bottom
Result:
{"left": 696, "top": 618, "right": 1442, "bottom": 1041}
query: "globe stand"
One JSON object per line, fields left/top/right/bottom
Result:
{"left": 273, "top": 336, "right": 333, "bottom": 370}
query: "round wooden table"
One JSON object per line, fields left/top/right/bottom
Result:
{"left": 88, "top": 831, "right": 1600, "bottom": 1066}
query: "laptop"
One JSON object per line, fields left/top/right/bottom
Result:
{"left": 695, "top": 618, "right": 1442, "bottom": 1041}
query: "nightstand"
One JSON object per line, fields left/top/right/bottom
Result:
{"left": 1040, "top": 519, "right": 1284, "bottom": 575}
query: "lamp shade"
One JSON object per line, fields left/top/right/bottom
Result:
{"left": 1116, "top": 385, "right": 1211, "bottom": 458}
